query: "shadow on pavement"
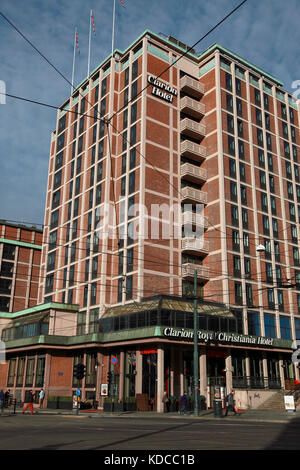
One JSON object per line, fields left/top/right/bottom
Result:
{"left": 264, "top": 416, "right": 300, "bottom": 450}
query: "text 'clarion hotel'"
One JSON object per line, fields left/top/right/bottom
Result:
{"left": 0, "top": 29, "right": 300, "bottom": 412}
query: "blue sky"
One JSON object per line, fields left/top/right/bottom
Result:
{"left": 0, "top": 0, "right": 299, "bottom": 226}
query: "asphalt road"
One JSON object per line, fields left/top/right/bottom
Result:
{"left": 0, "top": 414, "right": 300, "bottom": 451}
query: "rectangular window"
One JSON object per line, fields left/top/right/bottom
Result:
{"left": 248, "top": 312, "right": 260, "bottom": 336}
{"left": 264, "top": 313, "right": 276, "bottom": 337}
{"left": 280, "top": 316, "right": 291, "bottom": 339}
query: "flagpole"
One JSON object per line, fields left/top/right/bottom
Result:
{"left": 71, "top": 27, "right": 76, "bottom": 95}
{"left": 88, "top": 11, "right": 92, "bottom": 77}
{"left": 111, "top": 0, "right": 116, "bottom": 59}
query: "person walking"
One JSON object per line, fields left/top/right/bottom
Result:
{"left": 4, "top": 389, "right": 10, "bottom": 408}
{"left": 179, "top": 392, "right": 187, "bottom": 415}
{"left": 0, "top": 390, "right": 4, "bottom": 413}
{"left": 22, "top": 390, "right": 35, "bottom": 415}
{"left": 162, "top": 391, "right": 170, "bottom": 412}
{"left": 39, "top": 389, "right": 45, "bottom": 409}
{"left": 225, "top": 390, "right": 237, "bottom": 416}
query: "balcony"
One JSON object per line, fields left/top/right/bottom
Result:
{"left": 181, "top": 186, "right": 207, "bottom": 204}
{"left": 182, "top": 263, "right": 210, "bottom": 281}
{"left": 181, "top": 118, "right": 206, "bottom": 140}
{"left": 181, "top": 140, "right": 206, "bottom": 162}
{"left": 180, "top": 96, "right": 205, "bottom": 119}
{"left": 181, "top": 162, "right": 207, "bottom": 184}
{"left": 181, "top": 211, "right": 208, "bottom": 229}
{"left": 181, "top": 237, "right": 209, "bottom": 254}
{"left": 180, "top": 76, "right": 204, "bottom": 98}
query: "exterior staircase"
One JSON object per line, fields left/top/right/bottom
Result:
{"left": 258, "top": 390, "right": 300, "bottom": 411}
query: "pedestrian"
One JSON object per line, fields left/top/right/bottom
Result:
{"left": 39, "top": 389, "right": 45, "bottom": 409}
{"left": 22, "top": 390, "right": 35, "bottom": 415}
{"left": 179, "top": 391, "right": 187, "bottom": 415}
{"left": 225, "top": 390, "right": 237, "bottom": 416}
{"left": 4, "top": 389, "right": 10, "bottom": 408}
{"left": 162, "top": 391, "right": 170, "bottom": 412}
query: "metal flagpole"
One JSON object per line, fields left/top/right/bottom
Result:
{"left": 88, "top": 11, "right": 92, "bottom": 77}
{"left": 71, "top": 27, "right": 76, "bottom": 95}
{"left": 111, "top": 0, "right": 116, "bottom": 58}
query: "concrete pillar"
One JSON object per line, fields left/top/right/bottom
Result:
{"left": 225, "top": 352, "right": 233, "bottom": 394}
{"left": 262, "top": 352, "right": 268, "bottom": 387}
{"left": 170, "top": 347, "right": 175, "bottom": 397}
{"left": 157, "top": 346, "right": 164, "bottom": 413}
{"left": 279, "top": 356, "right": 286, "bottom": 389}
{"left": 179, "top": 349, "right": 184, "bottom": 395}
{"left": 95, "top": 352, "right": 102, "bottom": 406}
{"left": 119, "top": 350, "right": 125, "bottom": 402}
{"left": 135, "top": 350, "right": 143, "bottom": 394}
{"left": 199, "top": 348, "right": 207, "bottom": 401}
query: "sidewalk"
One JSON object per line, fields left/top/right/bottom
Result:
{"left": 2, "top": 407, "right": 300, "bottom": 423}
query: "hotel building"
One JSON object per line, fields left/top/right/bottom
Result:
{"left": 1, "top": 30, "right": 300, "bottom": 411}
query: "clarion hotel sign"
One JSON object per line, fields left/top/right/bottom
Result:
{"left": 163, "top": 327, "right": 287, "bottom": 348}
{"left": 148, "top": 75, "right": 178, "bottom": 103}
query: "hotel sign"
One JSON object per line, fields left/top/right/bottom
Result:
{"left": 148, "top": 75, "right": 177, "bottom": 103}
{"left": 163, "top": 327, "right": 293, "bottom": 349}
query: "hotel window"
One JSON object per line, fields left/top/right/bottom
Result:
{"left": 97, "top": 162, "right": 103, "bottom": 181}
{"left": 118, "top": 278, "right": 123, "bottom": 302}
{"left": 245, "top": 258, "right": 251, "bottom": 279}
{"left": 131, "top": 103, "right": 137, "bottom": 124}
{"left": 52, "top": 190, "right": 61, "bottom": 209}
{"left": 267, "top": 153, "right": 273, "bottom": 172}
{"left": 261, "top": 193, "right": 268, "bottom": 212}
{"left": 130, "top": 147, "right": 136, "bottom": 169}
{"left": 295, "top": 166, "right": 300, "bottom": 183}
{"left": 53, "top": 170, "right": 62, "bottom": 190}
{"left": 124, "top": 68, "right": 129, "bottom": 87}
{"left": 269, "top": 175, "right": 275, "bottom": 193}
{"left": 227, "top": 114, "right": 234, "bottom": 134}
{"left": 267, "top": 290, "right": 275, "bottom": 311}
{"left": 291, "top": 224, "right": 298, "bottom": 244}
{"left": 127, "top": 248, "right": 134, "bottom": 272}
{"left": 50, "top": 210, "right": 59, "bottom": 229}
{"left": 226, "top": 93, "right": 233, "bottom": 113}
{"left": 87, "top": 212, "right": 92, "bottom": 232}
{"left": 270, "top": 196, "right": 276, "bottom": 215}
{"left": 262, "top": 215, "right": 270, "bottom": 235}
{"left": 47, "top": 252, "right": 56, "bottom": 272}
{"left": 254, "top": 89, "right": 261, "bottom": 106}
{"left": 118, "top": 251, "right": 124, "bottom": 275}
{"left": 130, "top": 125, "right": 136, "bottom": 146}
{"left": 100, "top": 97, "right": 106, "bottom": 116}
{"left": 98, "top": 140, "right": 104, "bottom": 159}
{"left": 75, "top": 176, "right": 81, "bottom": 195}
{"left": 264, "top": 313, "right": 276, "bottom": 337}
{"left": 248, "top": 311, "right": 260, "bottom": 336}
{"left": 78, "top": 136, "right": 83, "bottom": 154}
{"left": 266, "top": 133, "right": 272, "bottom": 151}
{"left": 79, "top": 116, "right": 85, "bottom": 135}
{"left": 282, "top": 122, "right": 289, "bottom": 138}
{"left": 238, "top": 140, "right": 245, "bottom": 159}
{"left": 77, "top": 312, "right": 86, "bottom": 335}
{"left": 230, "top": 181, "right": 237, "bottom": 201}
{"left": 276, "top": 265, "right": 282, "bottom": 284}
{"left": 99, "top": 121, "right": 105, "bottom": 139}
{"left": 236, "top": 98, "right": 243, "bottom": 117}
{"left": 85, "top": 260, "right": 90, "bottom": 282}
{"left": 265, "top": 263, "right": 273, "bottom": 283}
{"left": 235, "top": 78, "right": 241, "bottom": 96}
{"left": 122, "top": 131, "right": 128, "bottom": 151}
{"left": 128, "top": 196, "right": 135, "bottom": 219}
{"left": 232, "top": 230, "right": 240, "bottom": 251}
{"left": 123, "top": 109, "right": 128, "bottom": 129}
{"left": 16, "top": 358, "right": 25, "bottom": 387}
{"left": 128, "top": 172, "right": 135, "bottom": 194}
{"left": 265, "top": 113, "right": 271, "bottom": 131}
{"left": 272, "top": 218, "right": 278, "bottom": 237}
{"left": 89, "top": 167, "right": 95, "bottom": 187}
{"left": 286, "top": 162, "right": 292, "bottom": 179}
{"left": 55, "top": 151, "right": 64, "bottom": 171}
{"left": 284, "top": 141, "right": 290, "bottom": 159}
{"left": 131, "top": 81, "right": 138, "bottom": 101}
{"left": 240, "top": 162, "right": 246, "bottom": 182}
{"left": 278, "top": 291, "right": 284, "bottom": 312}
{"left": 263, "top": 93, "right": 269, "bottom": 110}
{"left": 242, "top": 208, "right": 248, "bottom": 231}
{"left": 225, "top": 73, "right": 232, "bottom": 91}
{"left": 95, "top": 184, "right": 102, "bottom": 205}
{"left": 237, "top": 119, "right": 243, "bottom": 137}
{"left": 264, "top": 238, "right": 271, "bottom": 260}
{"left": 241, "top": 186, "right": 247, "bottom": 205}
{"left": 293, "top": 247, "right": 300, "bottom": 266}
{"left": 233, "top": 255, "right": 241, "bottom": 277}
{"left": 289, "top": 107, "right": 295, "bottom": 124}
{"left": 89, "top": 189, "right": 94, "bottom": 209}
{"left": 256, "top": 108, "right": 262, "bottom": 127}
{"left": 45, "top": 274, "right": 54, "bottom": 294}
{"left": 257, "top": 129, "right": 263, "bottom": 147}
{"left": 258, "top": 149, "right": 265, "bottom": 168}
{"left": 296, "top": 270, "right": 300, "bottom": 288}
{"left": 49, "top": 230, "right": 57, "bottom": 251}
{"left": 229, "top": 158, "right": 236, "bottom": 178}
{"left": 259, "top": 170, "right": 266, "bottom": 189}
{"left": 132, "top": 59, "right": 138, "bottom": 81}
{"left": 281, "top": 103, "right": 287, "bottom": 120}
{"left": 287, "top": 182, "right": 294, "bottom": 200}
{"left": 231, "top": 205, "right": 239, "bottom": 226}
{"left": 88, "top": 310, "right": 99, "bottom": 335}
{"left": 289, "top": 203, "right": 296, "bottom": 221}
{"left": 126, "top": 276, "right": 133, "bottom": 300}
{"left": 234, "top": 282, "right": 243, "bottom": 305}
{"left": 92, "top": 256, "right": 98, "bottom": 279}
{"left": 90, "top": 282, "right": 97, "bottom": 305}
{"left": 280, "top": 316, "right": 291, "bottom": 339}
{"left": 243, "top": 232, "right": 250, "bottom": 254}
{"left": 228, "top": 136, "right": 235, "bottom": 155}
{"left": 246, "top": 283, "right": 253, "bottom": 306}
{"left": 291, "top": 126, "right": 296, "bottom": 143}
{"left": 124, "top": 88, "right": 129, "bottom": 106}
{"left": 57, "top": 133, "right": 65, "bottom": 152}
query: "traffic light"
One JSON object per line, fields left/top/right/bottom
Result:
{"left": 74, "top": 363, "right": 86, "bottom": 380}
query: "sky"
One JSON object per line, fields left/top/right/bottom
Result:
{"left": 0, "top": 0, "right": 299, "bottom": 227}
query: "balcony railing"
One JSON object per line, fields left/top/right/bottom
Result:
{"left": 182, "top": 263, "right": 210, "bottom": 281}
{"left": 180, "top": 75, "right": 204, "bottom": 98}
{"left": 181, "top": 140, "right": 206, "bottom": 161}
{"left": 181, "top": 237, "right": 209, "bottom": 254}
{"left": 232, "top": 376, "right": 282, "bottom": 390}
{"left": 181, "top": 211, "right": 208, "bottom": 229}
{"left": 180, "top": 96, "right": 205, "bottom": 119}
{"left": 181, "top": 118, "right": 206, "bottom": 140}
{"left": 181, "top": 162, "right": 207, "bottom": 184}
{"left": 181, "top": 186, "right": 207, "bottom": 204}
